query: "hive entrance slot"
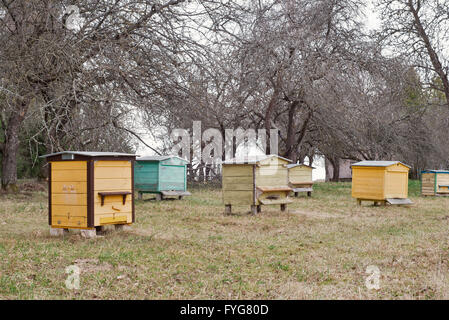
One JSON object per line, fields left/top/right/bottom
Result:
{"left": 98, "top": 191, "right": 132, "bottom": 206}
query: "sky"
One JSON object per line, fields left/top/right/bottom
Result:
{"left": 364, "top": 0, "right": 382, "bottom": 31}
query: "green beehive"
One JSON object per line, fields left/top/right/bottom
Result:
{"left": 134, "top": 156, "right": 191, "bottom": 200}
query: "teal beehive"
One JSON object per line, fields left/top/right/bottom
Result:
{"left": 134, "top": 156, "right": 191, "bottom": 200}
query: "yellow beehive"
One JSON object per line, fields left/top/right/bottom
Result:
{"left": 222, "top": 155, "right": 293, "bottom": 214}
{"left": 287, "top": 164, "right": 315, "bottom": 197}
{"left": 351, "top": 161, "right": 412, "bottom": 206}
{"left": 41, "top": 151, "right": 137, "bottom": 233}
{"left": 421, "top": 170, "right": 449, "bottom": 196}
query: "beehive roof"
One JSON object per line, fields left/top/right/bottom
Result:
{"left": 286, "top": 163, "right": 315, "bottom": 169}
{"left": 351, "top": 160, "right": 411, "bottom": 168}
{"left": 40, "top": 151, "right": 138, "bottom": 158}
{"left": 222, "top": 154, "right": 292, "bottom": 165}
{"left": 422, "top": 169, "right": 449, "bottom": 173}
{"left": 137, "top": 155, "right": 188, "bottom": 163}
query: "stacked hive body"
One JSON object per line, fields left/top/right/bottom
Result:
{"left": 42, "top": 151, "right": 137, "bottom": 231}
{"left": 421, "top": 170, "right": 449, "bottom": 196}
{"left": 351, "top": 161, "right": 412, "bottom": 206}
{"left": 222, "top": 155, "right": 293, "bottom": 214}
{"left": 134, "top": 156, "right": 191, "bottom": 200}
{"left": 287, "top": 164, "right": 314, "bottom": 197}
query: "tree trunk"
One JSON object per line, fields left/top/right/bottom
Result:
{"left": 331, "top": 158, "right": 340, "bottom": 182}
{"left": 265, "top": 73, "right": 282, "bottom": 155}
{"left": 265, "top": 96, "right": 276, "bottom": 155}
{"left": 286, "top": 108, "right": 312, "bottom": 162}
{"left": 308, "top": 154, "right": 314, "bottom": 167}
{"left": 205, "top": 164, "right": 211, "bottom": 182}
{"left": 325, "top": 158, "right": 331, "bottom": 182}
{"left": 198, "top": 164, "right": 204, "bottom": 183}
{"left": 1, "top": 113, "right": 23, "bottom": 192}
{"left": 186, "top": 164, "right": 193, "bottom": 182}
{"left": 285, "top": 101, "right": 299, "bottom": 161}
{"left": 326, "top": 157, "right": 340, "bottom": 182}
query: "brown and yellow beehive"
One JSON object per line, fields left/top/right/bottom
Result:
{"left": 351, "top": 160, "right": 412, "bottom": 206}
{"left": 222, "top": 155, "right": 293, "bottom": 214}
{"left": 41, "top": 151, "right": 137, "bottom": 233}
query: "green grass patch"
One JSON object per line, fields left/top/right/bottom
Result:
{"left": 1, "top": 181, "right": 449, "bottom": 299}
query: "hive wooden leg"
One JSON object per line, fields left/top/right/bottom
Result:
{"left": 95, "top": 226, "right": 105, "bottom": 235}
{"left": 257, "top": 205, "right": 261, "bottom": 213}
{"left": 179, "top": 196, "right": 183, "bottom": 200}
{"left": 155, "top": 194, "right": 162, "bottom": 201}
{"left": 138, "top": 192, "right": 143, "bottom": 200}
{"left": 225, "top": 205, "right": 232, "bottom": 215}
{"left": 357, "top": 199, "right": 362, "bottom": 206}
{"left": 280, "top": 204, "right": 287, "bottom": 212}
{"left": 307, "top": 191, "right": 312, "bottom": 197}
{"left": 251, "top": 205, "right": 258, "bottom": 215}
{"left": 294, "top": 192, "right": 299, "bottom": 197}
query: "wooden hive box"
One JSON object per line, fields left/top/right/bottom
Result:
{"left": 351, "top": 160, "right": 412, "bottom": 206}
{"left": 421, "top": 170, "right": 449, "bottom": 196}
{"left": 41, "top": 151, "right": 137, "bottom": 233}
{"left": 287, "top": 163, "right": 315, "bottom": 197}
{"left": 222, "top": 155, "right": 293, "bottom": 214}
{"left": 134, "top": 156, "right": 191, "bottom": 200}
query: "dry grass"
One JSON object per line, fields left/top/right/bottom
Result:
{"left": 1, "top": 180, "right": 449, "bottom": 299}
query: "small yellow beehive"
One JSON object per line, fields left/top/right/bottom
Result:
{"left": 351, "top": 161, "right": 412, "bottom": 205}
{"left": 41, "top": 151, "right": 137, "bottom": 234}
{"left": 222, "top": 155, "right": 293, "bottom": 214}
{"left": 421, "top": 170, "right": 449, "bottom": 196}
{"left": 287, "top": 164, "right": 315, "bottom": 197}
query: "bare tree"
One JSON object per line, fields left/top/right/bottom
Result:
{"left": 377, "top": 0, "right": 449, "bottom": 108}
{"left": 0, "top": 0, "right": 190, "bottom": 191}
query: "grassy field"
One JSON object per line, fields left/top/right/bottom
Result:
{"left": 1, "top": 180, "right": 449, "bottom": 299}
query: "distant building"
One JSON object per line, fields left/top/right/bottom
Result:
{"left": 325, "top": 158, "right": 356, "bottom": 182}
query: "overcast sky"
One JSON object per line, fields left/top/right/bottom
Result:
{"left": 364, "top": 0, "right": 381, "bottom": 31}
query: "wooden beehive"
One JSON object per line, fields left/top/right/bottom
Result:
{"left": 421, "top": 170, "right": 449, "bottom": 196}
{"left": 351, "top": 161, "right": 412, "bottom": 206}
{"left": 222, "top": 155, "right": 293, "bottom": 214}
{"left": 134, "top": 156, "right": 191, "bottom": 200}
{"left": 287, "top": 164, "right": 315, "bottom": 197}
{"left": 41, "top": 151, "right": 137, "bottom": 232}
